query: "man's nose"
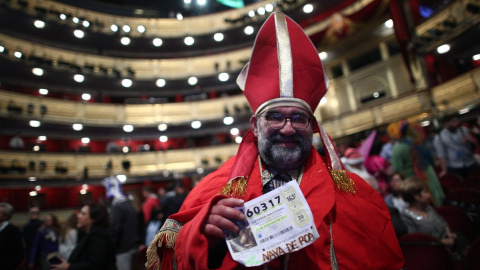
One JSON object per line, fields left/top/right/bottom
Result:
{"left": 279, "top": 119, "right": 296, "bottom": 135}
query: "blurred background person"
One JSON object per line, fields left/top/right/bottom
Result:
{"left": 50, "top": 202, "right": 116, "bottom": 270}
{"left": 104, "top": 176, "right": 139, "bottom": 270}
{"left": 22, "top": 206, "right": 43, "bottom": 269}
{"left": 141, "top": 186, "right": 159, "bottom": 226}
{"left": 341, "top": 148, "right": 379, "bottom": 191}
{"left": 384, "top": 172, "right": 408, "bottom": 238}
{"left": 58, "top": 213, "right": 78, "bottom": 261}
{"left": 161, "top": 181, "right": 188, "bottom": 223}
{"left": 388, "top": 119, "right": 444, "bottom": 207}
{"left": 0, "top": 202, "right": 24, "bottom": 270}
{"left": 434, "top": 116, "right": 479, "bottom": 180}
{"left": 28, "top": 214, "right": 61, "bottom": 270}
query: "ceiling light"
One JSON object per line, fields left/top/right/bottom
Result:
{"left": 218, "top": 72, "right": 229, "bottom": 82}
{"left": 188, "top": 76, "right": 198, "bottom": 85}
{"left": 117, "top": 175, "right": 127, "bottom": 182}
{"left": 244, "top": 26, "right": 254, "bottom": 35}
{"left": 384, "top": 19, "right": 394, "bottom": 28}
{"left": 82, "top": 184, "right": 88, "bottom": 190}
{"left": 82, "top": 93, "right": 91, "bottom": 100}
{"left": 159, "top": 135, "right": 168, "bottom": 142}
{"left": 74, "top": 74, "right": 84, "bottom": 83}
{"left": 35, "top": 185, "right": 41, "bottom": 191}
{"left": 80, "top": 189, "right": 87, "bottom": 195}
{"left": 230, "top": 128, "right": 239, "bottom": 136}
{"left": 121, "top": 37, "right": 131, "bottom": 45}
{"left": 29, "top": 191, "right": 38, "bottom": 197}
{"left": 257, "top": 7, "right": 265, "bottom": 15}
{"left": 60, "top": 14, "right": 67, "bottom": 20}
{"left": 137, "top": 25, "right": 146, "bottom": 33}
{"left": 33, "top": 145, "right": 40, "bottom": 151}
{"left": 184, "top": 0, "right": 192, "bottom": 3}
{"left": 235, "top": 136, "right": 242, "bottom": 143}
{"left": 214, "top": 33, "right": 224, "bottom": 42}
{"left": 74, "top": 29, "right": 84, "bottom": 38}
{"left": 122, "top": 78, "right": 133, "bottom": 87}
{"left": 158, "top": 123, "right": 168, "bottom": 131}
{"left": 153, "top": 38, "right": 163, "bottom": 47}
{"left": 265, "top": 4, "right": 274, "bottom": 12}
{"left": 473, "top": 54, "right": 480, "bottom": 61}
{"left": 184, "top": 36, "right": 194, "bottom": 46}
{"left": 30, "top": 120, "right": 41, "bottom": 127}
{"left": 29, "top": 177, "right": 37, "bottom": 182}
{"left": 191, "top": 120, "right": 202, "bottom": 129}
{"left": 14, "top": 51, "right": 22, "bottom": 58}
{"left": 198, "top": 0, "right": 206, "bottom": 5}
{"left": 459, "top": 107, "right": 470, "bottom": 114}
{"left": 81, "top": 137, "right": 90, "bottom": 144}
{"left": 38, "top": 136, "right": 47, "bottom": 141}
{"left": 223, "top": 116, "right": 234, "bottom": 125}
{"left": 82, "top": 20, "right": 90, "bottom": 27}
{"left": 122, "top": 25, "right": 131, "bottom": 33}
{"left": 34, "top": 20, "right": 45, "bottom": 29}
{"left": 123, "top": 124, "right": 134, "bottom": 132}
{"left": 0, "top": 46, "right": 4, "bottom": 53}
{"left": 32, "top": 68, "right": 44, "bottom": 76}
{"left": 177, "top": 13, "right": 184, "bottom": 20}
{"left": 73, "top": 123, "right": 83, "bottom": 131}
{"left": 156, "top": 79, "right": 166, "bottom": 87}
{"left": 319, "top": 51, "right": 328, "bottom": 60}
{"left": 111, "top": 24, "right": 119, "bottom": 32}
{"left": 39, "top": 88, "right": 48, "bottom": 95}
{"left": 420, "top": 120, "right": 430, "bottom": 127}
{"left": 437, "top": 44, "right": 450, "bottom": 54}
{"left": 72, "top": 17, "right": 80, "bottom": 24}
{"left": 303, "top": 4, "right": 313, "bottom": 13}
{"left": 248, "top": 10, "right": 255, "bottom": 17}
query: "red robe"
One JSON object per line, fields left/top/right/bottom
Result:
{"left": 148, "top": 148, "right": 404, "bottom": 269}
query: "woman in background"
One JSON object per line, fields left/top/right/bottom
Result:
{"left": 50, "top": 202, "right": 116, "bottom": 270}
{"left": 28, "top": 214, "right": 61, "bottom": 270}
{"left": 58, "top": 212, "right": 78, "bottom": 260}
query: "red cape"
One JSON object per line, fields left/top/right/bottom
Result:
{"left": 148, "top": 148, "right": 404, "bottom": 269}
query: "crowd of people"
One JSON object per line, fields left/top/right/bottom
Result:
{"left": 0, "top": 177, "right": 189, "bottom": 270}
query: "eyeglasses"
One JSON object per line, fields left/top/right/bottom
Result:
{"left": 260, "top": 112, "right": 311, "bottom": 131}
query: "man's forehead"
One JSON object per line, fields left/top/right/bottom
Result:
{"left": 264, "top": 106, "right": 310, "bottom": 115}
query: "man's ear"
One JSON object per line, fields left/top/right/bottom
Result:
{"left": 250, "top": 115, "right": 259, "bottom": 137}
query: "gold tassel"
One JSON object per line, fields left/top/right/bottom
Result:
{"left": 329, "top": 169, "right": 356, "bottom": 194}
{"left": 145, "top": 220, "right": 181, "bottom": 270}
{"left": 219, "top": 177, "right": 248, "bottom": 198}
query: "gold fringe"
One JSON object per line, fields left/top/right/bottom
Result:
{"left": 219, "top": 177, "right": 248, "bottom": 198}
{"left": 329, "top": 169, "right": 356, "bottom": 194}
{"left": 145, "top": 230, "right": 178, "bottom": 270}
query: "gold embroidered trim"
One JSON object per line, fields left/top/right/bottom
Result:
{"left": 329, "top": 169, "right": 356, "bottom": 194}
{"left": 219, "top": 176, "right": 249, "bottom": 198}
{"left": 145, "top": 219, "right": 184, "bottom": 270}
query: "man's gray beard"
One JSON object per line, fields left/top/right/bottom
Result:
{"left": 257, "top": 123, "right": 312, "bottom": 171}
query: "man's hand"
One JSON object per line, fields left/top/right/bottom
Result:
{"left": 202, "top": 198, "right": 245, "bottom": 241}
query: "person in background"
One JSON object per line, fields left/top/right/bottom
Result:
{"left": 58, "top": 213, "right": 78, "bottom": 261}
{"left": 161, "top": 181, "right": 188, "bottom": 223}
{"left": 0, "top": 202, "right": 24, "bottom": 270}
{"left": 50, "top": 202, "right": 116, "bottom": 270}
{"left": 29, "top": 214, "right": 61, "bottom": 270}
{"left": 104, "top": 176, "right": 140, "bottom": 270}
{"left": 384, "top": 172, "right": 408, "bottom": 238}
{"left": 9, "top": 133, "right": 24, "bottom": 150}
{"left": 146, "top": 12, "right": 403, "bottom": 270}
{"left": 141, "top": 186, "right": 159, "bottom": 225}
{"left": 341, "top": 147, "right": 379, "bottom": 191}
{"left": 434, "top": 115, "right": 479, "bottom": 180}
{"left": 22, "top": 206, "right": 43, "bottom": 268}
{"left": 388, "top": 119, "right": 445, "bottom": 206}
{"left": 399, "top": 177, "right": 467, "bottom": 259}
